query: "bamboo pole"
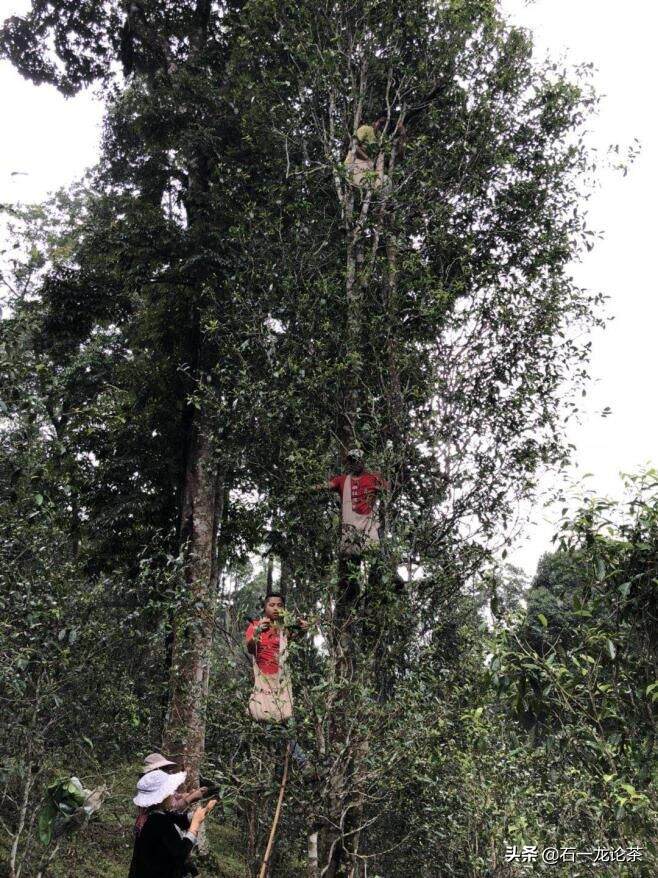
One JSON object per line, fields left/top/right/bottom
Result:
{"left": 258, "top": 745, "right": 290, "bottom": 878}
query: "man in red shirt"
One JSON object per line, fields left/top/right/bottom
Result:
{"left": 315, "top": 450, "right": 403, "bottom": 694}
{"left": 246, "top": 600, "right": 287, "bottom": 677}
{"left": 245, "top": 593, "right": 315, "bottom": 777}
{"left": 314, "top": 449, "right": 388, "bottom": 599}
{"left": 314, "top": 448, "right": 388, "bottom": 576}
{"left": 329, "top": 464, "right": 387, "bottom": 519}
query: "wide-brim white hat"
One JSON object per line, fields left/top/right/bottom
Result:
{"left": 133, "top": 769, "right": 187, "bottom": 808}
{"left": 141, "top": 752, "right": 177, "bottom": 773}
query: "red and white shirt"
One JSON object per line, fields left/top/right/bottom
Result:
{"left": 329, "top": 472, "right": 387, "bottom": 516}
{"left": 245, "top": 620, "right": 281, "bottom": 675}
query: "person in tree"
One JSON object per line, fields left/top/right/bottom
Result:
{"left": 245, "top": 593, "right": 316, "bottom": 778}
{"left": 314, "top": 449, "right": 388, "bottom": 598}
{"left": 344, "top": 114, "right": 406, "bottom": 188}
{"left": 128, "top": 769, "right": 217, "bottom": 878}
{"left": 315, "top": 451, "right": 403, "bottom": 696}
{"left": 344, "top": 115, "right": 386, "bottom": 188}
{"left": 134, "top": 754, "right": 208, "bottom": 836}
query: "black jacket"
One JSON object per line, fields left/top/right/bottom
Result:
{"left": 128, "top": 811, "right": 199, "bottom": 878}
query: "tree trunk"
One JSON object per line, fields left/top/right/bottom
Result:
{"left": 246, "top": 798, "right": 259, "bottom": 878}
{"left": 279, "top": 553, "right": 292, "bottom": 602}
{"left": 341, "top": 236, "right": 362, "bottom": 450}
{"left": 323, "top": 93, "right": 409, "bottom": 878}
{"left": 162, "top": 0, "right": 219, "bottom": 784}
{"left": 383, "top": 232, "right": 404, "bottom": 450}
{"left": 163, "top": 426, "right": 223, "bottom": 785}
{"left": 324, "top": 208, "right": 368, "bottom": 878}
{"left": 307, "top": 829, "right": 319, "bottom": 878}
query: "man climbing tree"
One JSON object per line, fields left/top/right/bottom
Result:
{"left": 314, "top": 449, "right": 388, "bottom": 600}
{"left": 245, "top": 593, "right": 316, "bottom": 779}
{"left": 344, "top": 114, "right": 406, "bottom": 188}
{"left": 344, "top": 115, "right": 386, "bottom": 189}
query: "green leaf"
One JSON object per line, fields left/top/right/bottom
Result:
{"left": 537, "top": 613, "right": 548, "bottom": 627}
{"left": 38, "top": 802, "right": 57, "bottom": 845}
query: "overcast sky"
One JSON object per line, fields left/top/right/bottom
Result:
{"left": 2, "top": 0, "right": 657, "bottom": 575}
{"left": 501, "top": 0, "right": 658, "bottom": 571}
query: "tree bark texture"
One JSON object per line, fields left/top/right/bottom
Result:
{"left": 162, "top": 0, "right": 219, "bottom": 786}
{"left": 163, "top": 427, "right": 223, "bottom": 785}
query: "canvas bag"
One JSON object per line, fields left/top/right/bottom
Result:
{"left": 339, "top": 474, "right": 380, "bottom": 557}
{"left": 247, "top": 627, "right": 293, "bottom": 724}
{"left": 344, "top": 151, "right": 385, "bottom": 188}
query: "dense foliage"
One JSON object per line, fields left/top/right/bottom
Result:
{"left": 2, "top": 1, "right": 653, "bottom": 877}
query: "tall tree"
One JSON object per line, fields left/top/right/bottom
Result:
{"left": 216, "top": 2, "right": 601, "bottom": 871}
{"left": 2, "top": 0, "right": 251, "bottom": 784}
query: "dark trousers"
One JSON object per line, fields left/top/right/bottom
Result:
{"left": 336, "top": 550, "right": 404, "bottom": 697}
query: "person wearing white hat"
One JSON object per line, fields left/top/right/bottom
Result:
{"left": 134, "top": 754, "right": 207, "bottom": 836}
{"left": 128, "top": 769, "right": 217, "bottom": 878}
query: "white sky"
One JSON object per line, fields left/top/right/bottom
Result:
{"left": 1, "top": 0, "right": 657, "bottom": 576}
{"left": 501, "top": 0, "right": 658, "bottom": 572}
